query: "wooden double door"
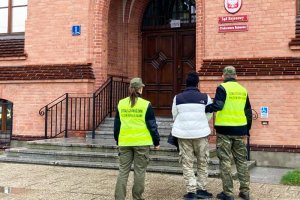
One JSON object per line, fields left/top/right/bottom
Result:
{"left": 142, "top": 28, "right": 196, "bottom": 116}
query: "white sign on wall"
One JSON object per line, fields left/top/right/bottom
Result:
{"left": 260, "top": 106, "right": 269, "bottom": 118}
{"left": 170, "top": 20, "right": 181, "bottom": 28}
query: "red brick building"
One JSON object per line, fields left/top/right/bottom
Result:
{"left": 0, "top": 0, "right": 299, "bottom": 153}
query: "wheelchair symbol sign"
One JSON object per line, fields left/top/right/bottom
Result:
{"left": 260, "top": 106, "right": 268, "bottom": 118}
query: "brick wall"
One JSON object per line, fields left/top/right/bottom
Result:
{"left": 25, "top": 0, "right": 91, "bottom": 65}
{"left": 107, "top": 0, "right": 127, "bottom": 77}
{"left": 92, "top": 0, "right": 109, "bottom": 87}
{"left": 200, "top": 76, "right": 300, "bottom": 146}
{"left": 0, "top": 80, "right": 94, "bottom": 136}
{"left": 0, "top": 0, "right": 299, "bottom": 148}
{"left": 125, "top": 0, "right": 150, "bottom": 78}
{"left": 203, "top": 0, "right": 298, "bottom": 59}
{"left": 200, "top": 0, "right": 300, "bottom": 147}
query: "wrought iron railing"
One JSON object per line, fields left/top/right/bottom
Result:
{"left": 247, "top": 109, "right": 258, "bottom": 160}
{"left": 39, "top": 76, "right": 129, "bottom": 139}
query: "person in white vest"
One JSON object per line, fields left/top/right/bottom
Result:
{"left": 171, "top": 71, "right": 213, "bottom": 200}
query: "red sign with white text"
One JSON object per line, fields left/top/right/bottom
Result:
{"left": 219, "top": 15, "right": 248, "bottom": 24}
{"left": 218, "top": 25, "right": 248, "bottom": 33}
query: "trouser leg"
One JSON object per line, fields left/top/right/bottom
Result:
{"left": 115, "top": 147, "right": 134, "bottom": 200}
{"left": 194, "top": 137, "right": 209, "bottom": 191}
{"left": 132, "top": 146, "right": 150, "bottom": 200}
{"left": 217, "top": 134, "right": 234, "bottom": 196}
{"left": 178, "top": 138, "right": 197, "bottom": 193}
{"left": 232, "top": 137, "right": 250, "bottom": 195}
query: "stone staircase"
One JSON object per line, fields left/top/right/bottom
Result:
{"left": 0, "top": 117, "right": 255, "bottom": 177}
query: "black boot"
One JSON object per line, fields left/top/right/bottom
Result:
{"left": 216, "top": 192, "right": 234, "bottom": 200}
{"left": 196, "top": 190, "right": 213, "bottom": 199}
{"left": 183, "top": 192, "right": 197, "bottom": 200}
{"left": 238, "top": 192, "right": 250, "bottom": 200}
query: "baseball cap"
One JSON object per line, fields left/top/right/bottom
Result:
{"left": 223, "top": 66, "right": 236, "bottom": 76}
{"left": 130, "top": 77, "right": 145, "bottom": 89}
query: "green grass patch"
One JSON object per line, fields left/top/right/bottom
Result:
{"left": 280, "top": 169, "right": 300, "bottom": 186}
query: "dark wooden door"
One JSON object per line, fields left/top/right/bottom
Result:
{"left": 142, "top": 28, "right": 195, "bottom": 116}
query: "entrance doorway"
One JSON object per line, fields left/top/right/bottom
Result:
{"left": 0, "top": 100, "right": 13, "bottom": 146}
{"left": 141, "top": 0, "right": 196, "bottom": 116}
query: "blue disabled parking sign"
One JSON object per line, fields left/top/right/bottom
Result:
{"left": 260, "top": 106, "right": 269, "bottom": 118}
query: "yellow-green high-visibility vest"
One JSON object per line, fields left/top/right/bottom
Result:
{"left": 118, "top": 97, "right": 153, "bottom": 146}
{"left": 215, "top": 82, "right": 247, "bottom": 126}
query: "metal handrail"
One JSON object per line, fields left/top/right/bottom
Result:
{"left": 39, "top": 76, "right": 129, "bottom": 139}
{"left": 92, "top": 76, "right": 129, "bottom": 138}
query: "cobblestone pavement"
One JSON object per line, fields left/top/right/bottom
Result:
{"left": 0, "top": 163, "right": 299, "bottom": 200}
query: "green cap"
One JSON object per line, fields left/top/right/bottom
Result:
{"left": 223, "top": 66, "right": 236, "bottom": 76}
{"left": 130, "top": 77, "right": 145, "bottom": 89}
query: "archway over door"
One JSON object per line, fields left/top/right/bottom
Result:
{"left": 142, "top": 0, "right": 196, "bottom": 116}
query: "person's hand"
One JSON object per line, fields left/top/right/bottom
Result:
{"left": 154, "top": 145, "right": 160, "bottom": 150}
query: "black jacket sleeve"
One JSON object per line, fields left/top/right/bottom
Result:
{"left": 205, "top": 85, "right": 226, "bottom": 113}
{"left": 113, "top": 109, "right": 121, "bottom": 145}
{"left": 145, "top": 104, "right": 160, "bottom": 146}
{"left": 244, "top": 95, "right": 252, "bottom": 134}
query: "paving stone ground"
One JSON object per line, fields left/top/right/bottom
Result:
{"left": 0, "top": 163, "right": 299, "bottom": 200}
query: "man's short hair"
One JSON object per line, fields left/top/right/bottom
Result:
{"left": 186, "top": 71, "right": 199, "bottom": 87}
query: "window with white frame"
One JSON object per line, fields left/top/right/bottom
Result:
{"left": 0, "top": 0, "right": 28, "bottom": 34}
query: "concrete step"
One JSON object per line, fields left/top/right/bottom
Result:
{"left": 24, "top": 137, "right": 217, "bottom": 158}
{"left": 101, "top": 117, "right": 173, "bottom": 124}
{"left": 3, "top": 147, "right": 222, "bottom": 169}
{"left": 0, "top": 137, "right": 255, "bottom": 178}
{"left": 98, "top": 125, "right": 172, "bottom": 131}
{"left": 98, "top": 117, "right": 173, "bottom": 130}
{"left": 88, "top": 130, "right": 171, "bottom": 138}
{"left": 23, "top": 138, "right": 182, "bottom": 157}
{"left": 0, "top": 154, "right": 255, "bottom": 178}
{"left": 87, "top": 132, "right": 174, "bottom": 146}
{"left": 0, "top": 116, "right": 255, "bottom": 178}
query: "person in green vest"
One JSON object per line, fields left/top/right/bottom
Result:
{"left": 206, "top": 66, "right": 252, "bottom": 200}
{"left": 114, "top": 77, "right": 160, "bottom": 200}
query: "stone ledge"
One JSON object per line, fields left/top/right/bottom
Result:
{"left": 250, "top": 144, "right": 300, "bottom": 153}
{"left": 0, "top": 63, "right": 95, "bottom": 81}
{"left": 0, "top": 38, "right": 25, "bottom": 58}
{"left": 199, "top": 57, "right": 300, "bottom": 76}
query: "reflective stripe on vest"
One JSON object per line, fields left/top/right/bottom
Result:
{"left": 215, "top": 82, "right": 247, "bottom": 126}
{"left": 118, "top": 97, "right": 153, "bottom": 146}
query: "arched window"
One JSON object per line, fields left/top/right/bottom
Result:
{"left": 142, "top": 0, "right": 195, "bottom": 30}
{"left": 0, "top": 0, "right": 28, "bottom": 34}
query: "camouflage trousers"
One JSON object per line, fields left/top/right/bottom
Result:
{"left": 178, "top": 137, "right": 209, "bottom": 193}
{"left": 114, "top": 146, "right": 150, "bottom": 200}
{"left": 216, "top": 133, "right": 250, "bottom": 196}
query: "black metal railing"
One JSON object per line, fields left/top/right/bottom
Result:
{"left": 39, "top": 76, "right": 129, "bottom": 139}
{"left": 247, "top": 109, "right": 258, "bottom": 161}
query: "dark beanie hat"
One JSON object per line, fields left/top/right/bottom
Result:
{"left": 186, "top": 71, "right": 199, "bottom": 87}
